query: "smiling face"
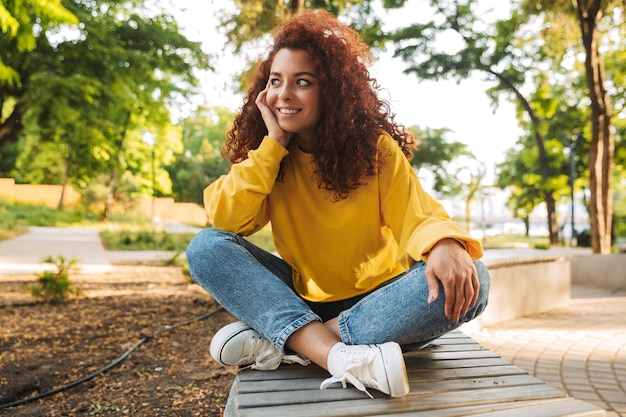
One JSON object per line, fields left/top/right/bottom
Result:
{"left": 266, "top": 48, "right": 322, "bottom": 149}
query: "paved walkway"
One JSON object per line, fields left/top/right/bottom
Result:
{"left": 0, "top": 224, "right": 198, "bottom": 274}
{"left": 0, "top": 227, "right": 624, "bottom": 415}
{"left": 469, "top": 285, "right": 626, "bottom": 417}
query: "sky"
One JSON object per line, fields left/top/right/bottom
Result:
{"left": 172, "top": 0, "right": 523, "bottom": 186}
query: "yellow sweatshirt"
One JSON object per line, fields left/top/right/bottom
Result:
{"left": 204, "top": 133, "right": 483, "bottom": 302}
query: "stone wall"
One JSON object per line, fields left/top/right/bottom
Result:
{"left": 461, "top": 254, "right": 572, "bottom": 334}
{"left": 571, "top": 254, "right": 626, "bottom": 293}
{"left": 0, "top": 178, "right": 81, "bottom": 208}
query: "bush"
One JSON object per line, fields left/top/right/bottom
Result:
{"left": 0, "top": 200, "right": 99, "bottom": 227}
{"left": 100, "top": 229, "right": 196, "bottom": 251}
{"left": 29, "top": 255, "right": 81, "bottom": 304}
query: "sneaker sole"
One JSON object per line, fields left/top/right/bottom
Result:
{"left": 378, "top": 342, "right": 410, "bottom": 397}
{"left": 209, "top": 321, "right": 254, "bottom": 367}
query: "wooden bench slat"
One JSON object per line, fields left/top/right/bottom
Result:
{"left": 412, "top": 342, "right": 487, "bottom": 352}
{"left": 224, "top": 330, "right": 606, "bottom": 417}
{"left": 406, "top": 357, "right": 514, "bottom": 370}
{"left": 466, "top": 398, "right": 606, "bottom": 417}
{"left": 236, "top": 365, "right": 328, "bottom": 382}
{"left": 405, "top": 349, "right": 501, "bottom": 360}
{"left": 366, "top": 398, "right": 606, "bottom": 417}
{"left": 235, "top": 357, "right": 518, "bottom": 385}
{"left": 237, "top": 364, "right": 531, "bottom": 394}
{"left": 409, "top": 364, "right": 528, "bottom": 381}
{"left": 233, "top": 385, "right": 568, "bottom": 417}
{"left": 409, "top": 374, "right": 544, "bottom": 393}
{"left": 236, "top": 370, "right": 541, "bottom": 395}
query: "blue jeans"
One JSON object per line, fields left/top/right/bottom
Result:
{"left": 186, "top": 228, "right": 490, "bottom": 351}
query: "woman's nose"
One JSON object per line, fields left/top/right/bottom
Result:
{"left": 277, "top": 84, "right": 292, "bottom": 100}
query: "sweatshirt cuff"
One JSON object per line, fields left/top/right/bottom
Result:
{"left": 256, "top": 136, "right": 290, "bottom": 160}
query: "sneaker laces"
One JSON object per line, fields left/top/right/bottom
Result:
{"left": 320, "top": 352, "right": 376, "bottom": 398}
{"left": 239, "top": 337, "right": 310, "bottom": 371}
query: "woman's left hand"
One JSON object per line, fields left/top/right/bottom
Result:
{"left": 424, "top": 238, "right": 479, "bottom": 323}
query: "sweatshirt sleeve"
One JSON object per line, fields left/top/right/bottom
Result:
{"left": 378, "top": 134, "right": 483, "bottom": 265}
{"left": 204, "top": 137, "right": 289, "bottom": 236}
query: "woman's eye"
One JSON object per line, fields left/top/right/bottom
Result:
{"left": 270, "top": 78, "right": 281, "bottom": 86}
{"left": 297, "top": 79, "right": 311, "bottom": 86}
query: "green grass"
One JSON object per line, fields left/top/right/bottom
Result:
{"left": 244, "top": 228, "right": 276, "bottom": 253}
{"left": 100, "top": 229, "right": 197, "bottom": 251}
{"left": 481, "top": 235, "right": 551, "bottom": 249}
{"left": 100, "top": 226, "right": 277, "bottom": 252}
{"left": 0, "top": 199, "right": 100, "bottom": 228}
{"left": 0, "top": 200, "right": 95, "bottom": 241}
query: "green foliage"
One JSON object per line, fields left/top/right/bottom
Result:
{"left": 495, "top": 70, "right": 589, "bottom": 233}
{"left": 495, "top": 132, "right": 570, "bottom": 231}
{"left": 219, "top": 0, "right": 381, "bottom": 53}
{"left": 0, "top": 200, "right": 157, "bottom": 233}
{"left": 100, "top": 226, "right": 276, "bottom": 255}
{"left": 167, "top": 106, "right": 233, "bottom": 204}
{"left": 1, "top": 0, "right": 209, "bottom": 216}
{"left": 409, "top": 125, "right": 474, "bottom": 192}
{"left": 482, "top": 235, "right": 550, "bottom": 250}
{"left": 0, "top": 0, "right": 78, "bottom": 86}
{"left": 100, "top": 229, "right": 196, "bottom": 251}
{"left": 408, "top": 124, "right": 484, "bottom": 229}
{"left": 29, "top": 255, "right": 81, "bottom": 304}
{"left": 0, "top": 199, "right": 28, "bottom": 240}
{"left": 0, "top": 199, "right": 99, "bottom": 227}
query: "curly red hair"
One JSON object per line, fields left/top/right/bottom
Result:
{"left": 224, "top": 9, "right": 415, "bottom": 200}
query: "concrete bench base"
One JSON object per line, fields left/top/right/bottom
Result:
{"left": 224, "top": 331, "right": 605, "bottom": 417}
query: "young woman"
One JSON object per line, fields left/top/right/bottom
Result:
{"left": 186, "top": 9, "right": 490, "bottom": 398}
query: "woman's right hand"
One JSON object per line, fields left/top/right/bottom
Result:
{"left": 255, "top": 82, "right": 293, "bottom": 148}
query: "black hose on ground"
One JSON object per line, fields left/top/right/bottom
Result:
{"left": 0, "top": 306, "right": 225, "bottom": 410}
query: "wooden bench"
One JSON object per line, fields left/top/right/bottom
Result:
{"left": 224, "top": 331, "right": 605, "bottom": 416}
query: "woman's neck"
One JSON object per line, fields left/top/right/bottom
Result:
{"left": 294, "top": 134, "right": 316, "bottom": 153}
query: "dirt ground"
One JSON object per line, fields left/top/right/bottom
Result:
{"left": 0, "top": 263, "right": 237, "bottom": 417}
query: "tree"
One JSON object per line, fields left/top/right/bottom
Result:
{"left": 496, "top": 144, "right": 544, "bottom": 236}
{"left": 0, "top": 0, "right": 77, "bottom": 86}
{"left": 387, "top": 0, "right": 563, "bottom": 246}
{"left": 0, "top": 0, "right": 78, "bottom": 155}
{"left": 219, "top": 0, "right": 384, "bottom": 53}
{"left": 409, "top": 126, "right": 473, "bottom": 190}
{"left": 520, "top": 0, "right": 623, "bottom": 253}
{"left": 215, "top": 0, "right": 390, "bottom": 94}
{"left": 2, "top": 0, "right": 209, "bottom": 218}
{"left": 573, "top": 0, "right": 617, "bottom": 253}
{"left": 409, "top": 125, "right": 482, "bottom": 230}
{"left": 495, "top": 134, "right": 572, "bottom": 236}
{"left": 167, "top": 105, "right": 233, "bottom": 204}
{"left": 496, "top": 71, "right": 589, "bottom": 238}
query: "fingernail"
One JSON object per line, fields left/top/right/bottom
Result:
{"left": 427, "top": 294, "right": 435, "bottom": 304}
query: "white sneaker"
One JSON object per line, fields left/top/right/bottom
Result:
{"left": 321, "top": 342, "right": 409, "bottom": 398}
{"left": 209, "top": 321, "right": 310, "bottom": 370}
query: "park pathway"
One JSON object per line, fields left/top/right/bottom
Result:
{"left": 470, "top": 285, "right": 626, "bottom": 417}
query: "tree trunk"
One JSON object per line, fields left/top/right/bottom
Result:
{"left": 57, "top": 146, "right": 73, "bottom": 210}
{"left": 288, "top": 0, "right": 305, "bottom": 15}
{"left": 524, "top": 216, "right": 530, "bottom": 237}
{"left": 101, "top": 111, "right": 130, "bottom": 221}
{"left": 575, "top": 0, "right": 615, "bottom": 254}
